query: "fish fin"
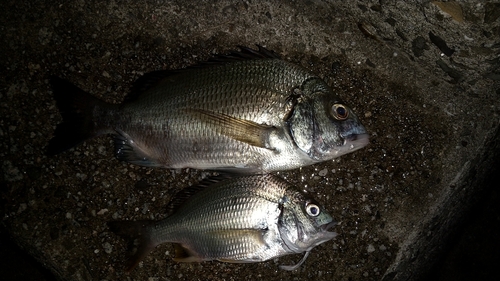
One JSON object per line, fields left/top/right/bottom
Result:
{"left": 211, "top": 229, "right": 268, "bottom": 263}
{"left": 279, "top": 251, "right": 311, "bottom": 271}
{"left": 205, "top": 45, "right": 281, "bottom": 64}
{"left": 208, "top": 229, "right": 267, "bottom": 248}
{"left": 107, "top": 220, "right": 158, "bottom": 272}
{"left": 165, "top": 174, "right": 235, "bottom": 216}
{"left": 124, "top": 46, "right": 280, "bottom": 101}
{"left": 125, "top": 70, "right": 180, "bottom": 102}
{"left": 113, "top": 129, "right": 162, "bottom": 167}
{"left": 217, "top": 258, "right": 253, "bottom": 264}
{"left": 173, "top": 244, "right": 203, "bottom": 262}
{"left": 175, "top": 229, "right": 267, "bottom": 263}
{"left": 187, "top": 109, "right": 276, "bottom": 149}
{"left": 47, "top": 76, "right": 112, "bottom": 155}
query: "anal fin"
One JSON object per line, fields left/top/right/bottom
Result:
{"left": 107, "top": 220, "right": 157, "bottom": 272}
{"left": 173, "top": 244, "right": 203, "bottom": 262}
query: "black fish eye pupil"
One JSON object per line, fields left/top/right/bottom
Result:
{"left": 332, "top": 104, "right": 348, "bottom": 120}
{"left": 337, "top": 107, "right": 346, "bottom": 116}
{"left": 306, "top": 204, "right": 320, "bottom": 216}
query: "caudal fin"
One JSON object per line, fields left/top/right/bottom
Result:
{"left": 107, "top": 220, "right": 158, "bottom": 272}
{"left": 47, "top": 76, "right": 112, "bottom": 155}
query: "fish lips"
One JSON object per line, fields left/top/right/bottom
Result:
{"left": 343, "top": 132, "right": 370, "bottom": 151}
{"left": 308, "top": 221, "right": 338, "bottom": 249}
{"left": 321, "top": 220, "right": 337, "bottom": 232}
{"left": 314, "top": 132, "right": 369, "bottom": 160}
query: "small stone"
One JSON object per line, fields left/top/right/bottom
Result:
{"left": 17, "top": 203, "right": 27, "bottom": 214}
{"left": 103, "top": 242, "right": 112, "bottom": 254}
{"left": 97, "top": 209, "right": 108, "bottom": 215}
{"left": 412, "top": 36, "right": 429, "bottom": 57}
{"left": 3, "top": 160, "right": 23, "bottom": 181}
{"left": 367, "top": 244, "right": 376, "bottom": 253}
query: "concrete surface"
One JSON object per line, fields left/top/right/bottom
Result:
{"left": 1, "top": 1, "right": 498, "bottom": 280}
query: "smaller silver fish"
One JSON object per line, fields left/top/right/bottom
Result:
{"left": 108, "top": 175, "right": 336, "bottom": 271}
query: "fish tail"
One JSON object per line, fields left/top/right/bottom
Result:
{"left": 47, "top": 76, "right": 114, "bottom": 155}
{"left": 107, "top": 220, "right": 158, "bottom": 272}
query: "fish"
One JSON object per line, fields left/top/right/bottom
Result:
{"left": 108, "top": 174, "right": 336, "bottom": 271}
{"left": 48, "top": 46, "right": 368, "bottom": 173}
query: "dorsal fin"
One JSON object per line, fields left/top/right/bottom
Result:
{"left": 125, "top": 70, "right": 180, "bottom": 102}
{"left": 165, "top": 174, "right": 235, "bottom": 216}
{"left": 205, "top": 45, "right": 281, "bottom": 64}
{"left": 124, "top": 45, "right": 281, "bottom": 102}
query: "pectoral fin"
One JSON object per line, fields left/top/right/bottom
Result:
{"left": 208, "top": 229, "right": 267, "bottom": 246}
{"left": 173, "top": 229, "right": 268, "bottom": 263}
{"left": 186, "top": 109, "right": 276, "bottom": 149}
{"left": 211, "top": 229, "right": 268, "bottom": 263}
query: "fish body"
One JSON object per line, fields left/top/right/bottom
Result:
{"left": 108, "top": 174, "right": 336, "bottom": 271}
{"left": 49, "top": 46, "right": 368, "bottom": 173}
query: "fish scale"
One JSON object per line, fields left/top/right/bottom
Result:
{"left": 108, "top": 174, "right": 336, "bottom": 271}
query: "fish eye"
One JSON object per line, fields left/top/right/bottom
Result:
{"left": 306, "top": 203, "right": 321, "bottom": 217}
{"left": 332, "top": 104, "right": 349, "bottom": 120}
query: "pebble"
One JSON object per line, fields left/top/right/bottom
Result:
{"left": 97, "top": 209, "right": 108, "bottom": 215}
{"left": 112, "top": 212, "right": 120, "bottom": 219}
{"left": 367, "top": 244, "right": 376, "bottom": 253}
{"left": 103, "top": 242, "right": 112, "bottom": 254}
{"left": 18, "top": 203, "right": 27, "bottom": 214}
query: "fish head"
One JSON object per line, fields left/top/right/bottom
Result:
{"left": 287, "top": 80, "right": 369, "bottom": 162}
{"left": 278, "top": 191, "right": 337, "bottom": 254}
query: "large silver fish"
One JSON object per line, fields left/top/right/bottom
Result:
{"left": 48, "top": 46, "right": 368, "bottom": 173}
{"left": 108, "top": 174, "right": 336, "bottom": 271}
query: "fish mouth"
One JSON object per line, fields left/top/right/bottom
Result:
{"left": 344, "top": 133, "right": 370, "bottom": 150}
{"left": 321, "top": 220, "right": 337, "bottom": 232}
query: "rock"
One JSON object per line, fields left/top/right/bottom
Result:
{"left": 432, "top": 1, "right": 464, "bottom": 23}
